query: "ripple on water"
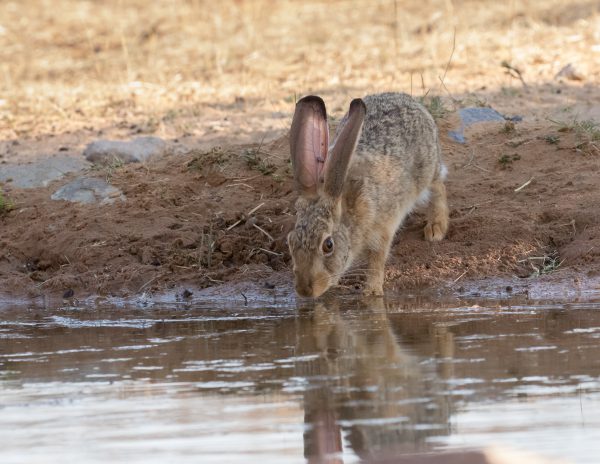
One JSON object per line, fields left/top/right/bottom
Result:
{"left": 1, "top": 299, "right": 600, "bottom": 463}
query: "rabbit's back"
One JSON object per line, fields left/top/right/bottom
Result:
{"left": 354, "top": 92, "right": 441, "bottom": 170}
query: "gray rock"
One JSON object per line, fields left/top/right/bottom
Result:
{"left": 0, "top": 156, "right": 89, "bottom": 189}
{"left": 51, "top": 177, "right": 125, "bottom": 205}
{"left": 448, "top": 107, "right": 507, "bottom": 144}
{"left": 84, "top": 136, "right": 170, "bottom": 164}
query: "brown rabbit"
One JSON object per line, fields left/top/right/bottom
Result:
{"left": 288, "top": 92, "right": 449, "bottom": 297}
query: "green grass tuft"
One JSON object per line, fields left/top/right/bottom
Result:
{"left": 550, "top": 117, "right": 600, "bottom": 154}
{"left": 498, "top": 153, "right": 521, "bottom": 169}
{"left": 528, "top": 252, "right": 563, "bottom": 278}
{"left": 0, "top": 189, "right": 14, "bottom": 215}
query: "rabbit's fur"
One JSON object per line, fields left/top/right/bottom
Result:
{"left": 288, "top": 92, "right": 448, "bottom": 297}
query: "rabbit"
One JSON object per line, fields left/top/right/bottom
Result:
{"left": 287, "top": 92, "right": 449, "bottom": 298}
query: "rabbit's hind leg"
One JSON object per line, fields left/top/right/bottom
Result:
{"left": 424, "top": 178, "right": 449, "bottom": 242}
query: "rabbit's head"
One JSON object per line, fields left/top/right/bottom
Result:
{"left": 287, "top": 96, "right": 366, "bottom": 297}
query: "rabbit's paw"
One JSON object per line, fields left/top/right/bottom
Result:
{"left": 363, "top": 282, "right": 384, "bottom": 297}
{"left": 424, "top": 220, "right": 447, "bottom": 242}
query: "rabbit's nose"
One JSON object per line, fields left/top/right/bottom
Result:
{"left": 295, "top": 276, "right": 314, "bottom": 297}
{"left": 296, "top": 283, "right": 313, "bottom": 297}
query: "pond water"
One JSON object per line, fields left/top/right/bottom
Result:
{"left": 1, "top": 297, "right": 600, "bottom": 463}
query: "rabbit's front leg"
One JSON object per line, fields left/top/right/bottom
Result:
{"left": 362, "top": 230, "right": 393, "bottom": 296}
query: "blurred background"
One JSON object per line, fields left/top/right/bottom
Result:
{"left": 1, "top": 0, "right": 599, "bottom": 141}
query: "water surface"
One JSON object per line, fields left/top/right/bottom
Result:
{"left": 1, "top": 297, "right": 600, "bottom": 463}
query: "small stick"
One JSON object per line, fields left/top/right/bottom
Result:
{"left": 464, "top": 199, "right": 494, "bottom": 210}
{"left": 438, "top": 28, "right": 457, "bottom": 101}
{"left": 557, "top": 219, "right": 577, "bottom": 234}
{"left": 501, "top": 61, "right": 528, "bottom": 87}
{"left": 514, "top": 177, "right": 534, "bottom": 192}
{"left": 453, "top": 269, "right": 468, "bottom": 283}
{"left": 241, "top": 292, "right": 248, "bottom": 306}
{"left": 226, "top": 183, "right": 254, "bottom": 190}
{"left": 247, "top": 202, "right": 265, "bottom": 216}
{"left": 420, "top": 73, "right": 429, "bottom": 98}
{"left": 226, "top": 219, "right": 242, "bottom": 231}
{"left": 517, "top": 256, "right": 548, "bottom": 263}
{"left": 462, "top": 149, "right": 491, "bottom": 173}
{"left": 230, "top": 174, "right": 262, "bottom": 182}
{"left": 473, "top": 164, "right": 491, "bottom": 173}
{"left": 138, "top": 275, "right": 159, "bottom": 292}
{"left": 258, "top": 247, "right": 282, "bottom": 256}
{"left": 36, "top": 278, "right": 53, "bottom": 288}
{"left": 252, "top": 223, "right": 274, "bottom": 242}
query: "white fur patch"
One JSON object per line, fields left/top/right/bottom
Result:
{"left": 439, "top": 163, "right": 448, "bottom": 180}
{"left": 416, "top": 188, "right": 431, "bottom": 207}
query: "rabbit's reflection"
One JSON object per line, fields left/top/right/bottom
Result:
{"left": 294, "top": 297, "right": 450, "bottom": 463}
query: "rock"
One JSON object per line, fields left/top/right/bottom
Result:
{"left": 62, "top": 288, "right": 74, "bottom": 299}
{"left": 0, "top": 156, "right": 89, "bottom": 189}
{"left": 51, "top": 177, "right": 126, "bottom": 205}
{"left": 83, "top": 136, "right": 170, "bottom": 164}
{"left": 448, "top": 107, "right": 506, "bottom": 144}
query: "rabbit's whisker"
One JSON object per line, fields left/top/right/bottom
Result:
{"left": 313, "top": 268, "right": 378, "bottom": 284}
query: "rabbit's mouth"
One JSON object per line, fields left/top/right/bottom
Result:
{"left": 294, "top": 272, "right": 331, "bottom": 298}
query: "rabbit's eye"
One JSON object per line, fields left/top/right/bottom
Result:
{"left": 322, "top": 236, "right": 334, "bottom": 255}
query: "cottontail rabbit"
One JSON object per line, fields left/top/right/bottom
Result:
{"left": 288, "top": 92, "right": 448, "bottom": 297}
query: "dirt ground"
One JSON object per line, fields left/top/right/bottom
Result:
{"left": 1, "top": 0, "right": 600, "bottom": 301}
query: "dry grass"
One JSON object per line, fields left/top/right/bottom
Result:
{"left": 1, "top": 0, "right": 599, "bottom": 140}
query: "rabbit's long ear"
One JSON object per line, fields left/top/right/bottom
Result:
{"left": 290, "top": 96, "right": 329, "bottom": 197}
{"left": 323, "top": 98, "right": 366, "bottom": 199}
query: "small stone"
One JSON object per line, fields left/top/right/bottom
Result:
{"left": 448, "top": 107, "right": 507, "bottom": 144}
{"left": 182, "top": 289, "right": 193, "bottom": 298}
{"left": 84, "top": 136, "right": 171, "bottom": 164}
{"left": 0, "top": 156, "right": 89, "bottom": 189}
{"left": 51, "top": 177, "right": 126, "bottom": 205}
{"left": 63, "top": 288, "right": 74, "bottom": 298}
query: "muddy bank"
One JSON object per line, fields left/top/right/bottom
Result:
{"left": 2, "top": 97, "right": 600, "bottom": 303}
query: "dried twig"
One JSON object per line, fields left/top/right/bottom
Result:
{"left": 258, "top": 247, "right": 282, "bottom": 256}
{"left": 438, "top": 28, "right": 457, "bottom": 102}
{"left": 501, "top": 60, "right": 527, "bottom": 87}
{"left": 453, "top": 269, "right": 468, "bottom": 283}
{"left": 247, "top": 202, "right": 265, "bottom": 216}
{"left": 462, "top": 149, "right": 491, "bottom": 172}
{"left": 514, "top": 177, "right": 534, "bottom": 192}
{"left": 226, "top": 183, "right": 254, "bottom": 190}
{"left": 138, "top": 274, "right": 160, "bottom": 292}
{"left": 226, "top": 219, "right": 242, "bottom": 231}
{"left": 462, "top": 199, "right": 494, "bottom": 216}
{"left": 253, "top": 223, "right": 274, "bottom": 242}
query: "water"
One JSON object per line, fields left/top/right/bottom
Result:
{"left": 1, "top": 297, "right": 600, "bottom": 463}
